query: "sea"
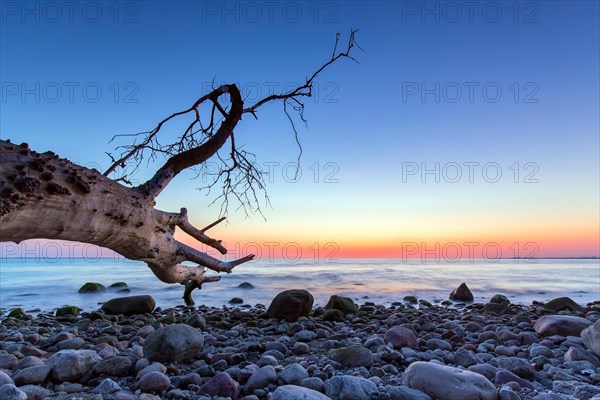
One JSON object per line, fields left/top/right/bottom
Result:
{"left": 0, "top": 258, "right": 599, "bottom": 315}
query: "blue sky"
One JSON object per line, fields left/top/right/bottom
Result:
{"left": 1, "top": 1, "right": 599, "bottom": 258}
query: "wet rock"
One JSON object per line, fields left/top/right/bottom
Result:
{"left": 55, "top": 306, "right": 80, "bottom": 317}
{"left": 543, "top": 297, "right": 584, "bottom": 312}
{"left": 272, "top": 385, "right": 330, "bottom": 400}
{"left": 328, "top": 344, "right": 373, "bottom": 367}
{"left": 48, "top": 349, "right": 102, "bottom": 382}
{"left": 403, "top": 361, "right": 498, "bottom": 400}
{"left": 137, "top": 370, "right": 170, "bottom": 393}
{"left": 238, "top": 282, "right": 254, "bottom": 289}
{"left": 534, "top": 315, "right": 591, "bottom": 337}
{"left": 490, "top": 294, "right": 510, "bottom": 305}
{"left": 325, "top": 295, "right": 358, "bottom": 315}
{"left": 323, "top": 309, "right": 344, "bottom": 322}
{"left": 450, "top": 283, "right": 474, "bottom": 302}
{"left": 581, "top": 319, "right": 600, "bottom": 356}
{"left": 101, "top": 295, "right": 156, "bottom": 315}
{"left": 143, "top": 323, "right": 204, "bottom": 363}
{"left": 324, "top": 375, "right": 378, "bottom": 400}
{"left": 266, "top": 289, "right": 314, "bottom": 322}
{"left": 78, "top": 282, "right": 105, "bottom": 293}
{"left": 7, "top": 308, "right": 26, "bottom": 319}
{"left": 230, "top": 297, "right": 244, "bottom": 304}
{"left": 196, "top": 371, "right": 240, "bottom": 398}
{"left": 384, "top": 325, "right": 418, "bottom": 349}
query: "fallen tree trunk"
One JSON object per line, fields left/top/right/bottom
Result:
{"left": 0, "top": 31, "right": 360, "bottom": 304}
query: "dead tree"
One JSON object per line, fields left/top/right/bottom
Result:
{"left": 0, "top": 31, "right": 360, "bottom": 305}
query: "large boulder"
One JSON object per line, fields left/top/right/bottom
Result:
{"left": 272, "top": 385, "right": 330, "bottom": 400}
{"left": 534, "top": 315, "right": 591, "bottom": 337}
{"left": 543, "top": 297, "right": 584, "bottom": 312}
{"left": 449, "top": 282, "right": 474, "bottom": 302}
{"left": 324, "top": 375, "right": 378, "bottom": 400}
{"left": 266, "top": 289, "right": 314, "bottom": 322}
{"left": 325, "top": 295, "right": 358, "bottom": 315}
{"left": 328, "top": 345, "right": 373, "bottom": 367}
{"left": 143, "top": 324, "right": 204, "bottom": 363}
{"left": 582, "top": 319, "right": 600, "bottom": 356}
{"left": 403, "top": 361, "right": 498, "bottom": 400}
{"left": 384, "top": 325, "right": 418, "bottom": 349}
{"left": 101, "top": 295, "right": 156, "bottom": 315}
{"left": 48, "top": 349, "right": 102, "bottom": 382}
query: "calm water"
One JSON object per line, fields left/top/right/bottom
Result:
{"left": 0, "top": 258, "right": 598, "bottom": 314}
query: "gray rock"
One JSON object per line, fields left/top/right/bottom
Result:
{"left": 581, "top": 319, "right": 600, "bottom": 356}
{"left": 19, "top": 385, "right": 53, "bottom": 400}
{"left": 403, "top": 361, "right": 498, "bottom": 400}
{"left": 0, "top": 354, "right": 18, "bottom": 370}
{"left": 101, "top": 295, "right": 156, "bottom": 315}
{"left": 453, "top": 347, "right": 478, "bottom": 367}
{"left": 48, "top": 349, "right": 102, "bottom": 382}
{"left": 495, "top": 356, "right": 535, "bottom": 379}
{"left": 0, "top": 384, "right": 27, "bottom": 400}
{"left": 13, "top": 365, "right": 51, "bottom": 385}
{"left": 17, "top": 356, "right": 45, "bottom": 370}
{"left": 494, "top": 369, "right": 534, "bottom": 390}
{"left": 244, "top": 365, "right": 276, "bottom": 394}
{"left": 280, "top": 363, "right": 309, "bottom": 385}
{"left": 498, "top": 386, "right": 521, "bottom": 400}
{"left": 138, "top": 370, "right": 170, "bottom": 393}
{"left": 94, "top": 377, "right": 122, "bottom": 394}
{"left": 529, "top": 345, "right": 554, "bottom": 359}
{"left": 272, "top": 385, "right": 330, "bottom": 400}
{"left": 564, "top": 346, "right": 600, "bottom": 366}
{"left": 92, "top": 355, "right": 132, "bottom": 376}
{"left": 324, "top": 375, "right": 378, "bottom": 400}
{"left": 328, "top": 344, "right": 373, "bottom": 367}
{"left": 0, "top": 370, "right": 15, "bottom": 386}
{"left": 136, "top": 362, "right": 167, "bottom": 379}
{"left": 425, "top": 338, "right": 453, "bottom": 351}
{"left": 534, "top": 315, "right": 591, "bottom": 337}
{"left": 388, "top": 386, "right": 432, "bottom": 400}
{"left": 143, "top": 323, "right": 204, "bottom": 363}
{"left": 553, "top": 380, "right": 600, "bottom": 399}
{"left": 300, "top": 377, "right": 324, "bottom": 392}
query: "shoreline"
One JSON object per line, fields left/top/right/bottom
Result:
{"left": 1, "top": 290, "right": 600, "bottom": 400}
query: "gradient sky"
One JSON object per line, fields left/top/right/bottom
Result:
{"left": 1, "top": 1, "right": 599, "bottom": 260}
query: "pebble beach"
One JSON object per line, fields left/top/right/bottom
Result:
{"left": 1, "top": 283, "right": 600, "bottom": 400}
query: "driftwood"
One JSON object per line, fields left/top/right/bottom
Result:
{"left": 0, "top": 31, "right": 360, "bottom": 304}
